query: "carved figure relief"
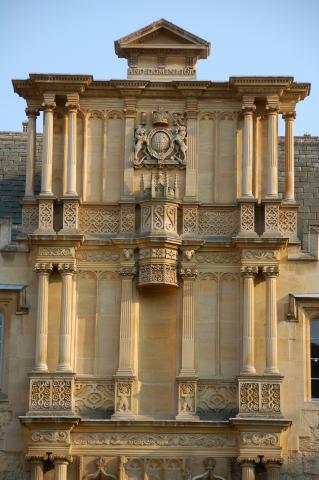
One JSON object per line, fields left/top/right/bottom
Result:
{"left": 133, "top": 111, "right": 187, "bottom": 168}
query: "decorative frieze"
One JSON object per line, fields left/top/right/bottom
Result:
{"left": 138, "top": 264, "right": 177, "bottom": 286}
{"left": 241, "top": 432, "right": 280, "bottom": 446}
{"left": 31, "top": 430, "right": 70, "bottom": 444}
{"left": 72, "top": 432, "right": 236, "bottom": 447}
{"left": 79, "top": 206, "right": 119, "bottom": 234}
{"left": 29, "top": 375, "right": 74, "bottom": 414}
{"left": 198, "top": 208, "right": 239, "bottom": 236}
{"left": 38, "top": 246, "right": 73, "bottom": 257}
{"left": 238, "top": 377, "right": 282, "bottom": 417}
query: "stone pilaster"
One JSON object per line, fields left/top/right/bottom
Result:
{"left": 65, "top": 99, "right": 79, "bottom": 196}
{"left": 241, "top": 266, "right": 258, "bottom": 374}
{"left": 184, "top": 97, "right": 198, "bottom": 200}
{"left": 283, "top": 112, "right": 296, "bottom": 202}
{"left": 265, "top": 99, "right": 279, "bottom": 199}
{"left": 241, "top": 99, "right": 255, "bottom": 198}
{"left": 263, "top": 266, "right": 280, "bottom": 374}
{"left": 57, "top": 264, "right": 76, "bottom": 372}
{"left": 122, "top": 98, "right": 136, "bottom": 200}
{"left": 25, "top": 108, "right": 39, "bottom": 198}
{"left": 116, "top": 263, "right": 136, "bottom": 376}
{"left": 40, "top": 97, "right": 56, "bottom": 196}
{"left": 179, "top": 267, "right": 198, "bottom": 377}
{"left": 34, "top": 263, "right": 53, "bottom": 371}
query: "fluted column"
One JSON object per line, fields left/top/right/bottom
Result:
{"left": 238, "top": 458, "right": 258, "bottom": 480}
{"left": 241, "top": 266, "right": 258, "bottom": 374}
{"left": 283, "top": 112, "right": 296, "bottom": 202}
{"left": 41, "top": 100, "right": 56, "bottom": 195}
{"left": 57, "top": 264, "right": 76, "bottom": 372}
{"left": 116, "top": 265, "right": 136, "bottom": 376}
{"left": 184, "top": 97, "right": 198, "bottom": 200}
{"left": 179, "top": 268, "right": 198, "bottom": 377}
{"left": 263, "top": 266, "right": 280, "bottom": 374}
{"left": 65, "top": 102, "right": 79, "bottom": 196}
{"left": 241, "top": 105, "right": 255, "bottom": 198}
{"left": 264, "top": 459, "right": 282, "bottom": 480}
{"left": 34, "top": 263, "right": 53, "bottom": 371}
{"left": 25, "top": 108, "right": 39, "bottom": 198}
{"left": 54, "top": 457, "right": 71, "bottom": 480}
{"left": 122, "top": 98, "right": 136, "bottom": 200}
{"left": 29, "top": 458, "right": 44, "bottom": 480}
{"left": 265, "top": 103, "right": 279, "bottom": 198}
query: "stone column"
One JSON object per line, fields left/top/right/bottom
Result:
{"left": 65, "top": 101, "right": 79, "bottom": 196}
{"left": 25, "top": 108, "right": 39, "bottom": 198}
{"left": 241, "top": 266, "right": 258, "bottom": 374}
{"left": 265, "top": 102, "right": 279, "bottom": 198}
{"left": 185, "top": 98, "right": 198, "bottom": 200}
{"left": 263, "top": 266, "right": 280, "bottom": 374}
{"left": 241, "top": 104, "right": 255, "bottom": 198}
{"left": 116, "top": 264, "right": 136, "bottom": 376}
{"left": 57, "top": 264, "right": 76, "bottom": 372}
{"left": 41, "top": 99, "right": 56, "bottom": 195}
{"left": 29, "top": 457, "right": 44, "bottom": 480}
{"left": 54, "top": 457, "right": 71, "bottom": 480}
{"left": 238, "top": 458, "right": 258, "bottom": 480}
{"left": 34, "top": 263, "right": 53, "bottom": 371}
{"left": 179, "top": 267, "right": 198, "bottom": 377}
{"left": 263, "top": 459, "right": 282, "bottom": 480}
{"left": 283, "top": 112, "right": 296, "bottom": 202}
{"left": 122, "top": 98, "right": 136, "bottom": 200}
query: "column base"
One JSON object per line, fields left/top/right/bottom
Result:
{"left": 178, "top": 369, "right": 197, "bottom": 377}
{"left": 56, "top": 364, "right": 73, "bottom": 373}
{"left": 115, "top": 368, "right": 135, "bottom": 377}
{"left": 240, "top": 367, "right": 256, "bottom": 375}
{"left": 32, "top": 364, "right": 49, "bottom": 373}
{"left": 264, "top": 368, "right": 280, "bottom": 375}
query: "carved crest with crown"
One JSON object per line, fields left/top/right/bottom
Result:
{"left": 133, "top": 110, "right": 187, "bottom": 169}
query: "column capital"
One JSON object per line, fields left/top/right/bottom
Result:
{"left": 42, "top": 101, "right": 56, "bottom": 112}
{"left": 240, "top": 265, "right": 258, "bottom": 277}
{"left": 52, "top": 455, "right": 73, "bottom": 464}
{"left": 57, "top": 263, "right": 77, "bottom": 274}
{"left": 262, "top": 457, "right": 283, "bottom": 467}
{"left": 25, "top": 108, "right": 40, "bottom": 118}
{"left": 237, "top": 456, "right": 260, "bottom": 466}
{"left": 282, "top": 111, "right": 296, "bottom": 121}
{"left": 25, "top": 454, "right": 46, "bottom": 463}
{"left": 65, "top": 102, "right": 80, "bottom": 112}
{"left": 120, "top": 266, "right": 136, "bottom": 277}
{"left": 179, "top": 267, "right": 198, "bottom": 279}
{"left": 262, "top": 265, "right": 279, "bottom": 277}
{"left": 242, "top": 105, "right": 256, "bottom": 114}
{"left": 34, "top": 262, "right": 53, "bottom": 274}
{"left": 266, "top": 105, "right": 278, "bottom": 114}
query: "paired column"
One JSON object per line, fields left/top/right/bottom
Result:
{"left": 265, "top": 102, "right": 279, "bottom": 198}
{"left": 263, "top": 266, "right": 279, "bottom": 374}
{"left": 34, "top": 263, "right": 53, "bottom": 371}
{"left": 57, "top": 263, "right": 76, "bottom": 372}
{"left": 283, "top": 112, "right": 296, "bottom": 202}
{"left": 241, "top": 103, "right": 255, "bottom": 198}
{"left": 25, "top": 108, "right": 39, "bottom": 198}
{"left": 241, "top": 266, "right": 258, "bottom": 374}
{"left": 41, "top": 99, "right": 56, "bottom": 195}
{"left": 179, "top": 267, "right": 198, "bottom": 377}
{"left": 116, "top": 265, "right": 136, "bottom": 376}
{"left": 65, "top": 101, "right": 79, "bottom": 196}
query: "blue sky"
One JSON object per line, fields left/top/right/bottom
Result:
{"left": 1, "top": 0, "right": 318, "bottom": 135}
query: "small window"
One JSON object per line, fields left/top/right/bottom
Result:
{"left": 311, "top": 318, "right": 319, "bottom": 399}
{"left": 0, "top": 314, "right": 3, "bottom": 386}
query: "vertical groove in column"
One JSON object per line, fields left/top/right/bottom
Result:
{"left": 66, "top": 106, "right": 78, "bottom": 195}
{"left": 122, "top": 109, "right": 136, "bottom": 199}
{"left": 102, "top": 115, "right": 108, "bottom": 200}
{"left": 242, "top": 271, "right": 256, "bottom": 374}
{"left": 180, "top": 274, "right": 196, "bottom": 377}
{"left": 242, "top": 109, "right": 254, "bottom": 197}
{"left": 41, "top": 103, "right": 55, "bottom": 195}
{"left": 82, "top": 114, "right": 88, "bottom": 201}
{"left": 284, "top": 112, "right": 295, "bottom": 201}
{"left": 57, "top": 268, "right": 74, "bottom": 372}
{"left": 266, "top": 109, "right": 278, "bottom": 197}
{"left": 265, "top": 269, "right": 279, "bottom": 374}
{"left": 25, "top": 110, "right": 38, "bottom": 197}
{"left": 34, "top": 270, "right": 50, "bottom": 371}
{"left": 30, "top": 461, "right": 44, "bottom": 480}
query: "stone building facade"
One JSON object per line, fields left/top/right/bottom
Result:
{"left": 0, "top": 19, "right": 319, "bottom": 479}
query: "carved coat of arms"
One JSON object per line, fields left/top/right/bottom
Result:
{"left": 133, "top": 111, "right": 187, "bottom": 169}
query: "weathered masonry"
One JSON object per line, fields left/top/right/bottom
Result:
{"left": 1, "top": 18, "right": 319, "bottom": 479}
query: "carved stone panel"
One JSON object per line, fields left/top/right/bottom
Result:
{"left": 138, "top": 247, "right": 178, "bottom": 287}
{"left": 238, "top": 377, "right": 282, "bottom": 417}
{"left": 197, "top": 381, "right": 238, "bottom": 420}
{"left": 79, "top": 206, "right": 120, "bottom": 234}
{"left": 74, "top": 380, "right": 114, "bottom": 418}
{"left": 29, "top": 375, "right": 74, "bottom": 414}
{"left": 141, "top": 202, "right": 178, "bottom": 235}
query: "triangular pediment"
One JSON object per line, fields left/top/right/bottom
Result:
{"left": 115, "top": 19, "right": 210, "bottom": 58}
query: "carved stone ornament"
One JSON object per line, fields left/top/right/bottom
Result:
{"left": 242, "top": 432, "right": 280, "bottom": 446}
{"left": 83, "top": 457, "right": 117, "bottom": 480}
{"left": 133, "top": 111, "right": 187, "bottom": 169}
{"left": 72, "top": 432, "right": 236, "bottom": 447}
{"left": 31, "top": 430, "right": 70, "bottom": 443}
{"left": 239, "top": 380, "right": 281, "bottom": 416}
{"left": 29, "top": 377, "right": 73, "bottom": 413}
